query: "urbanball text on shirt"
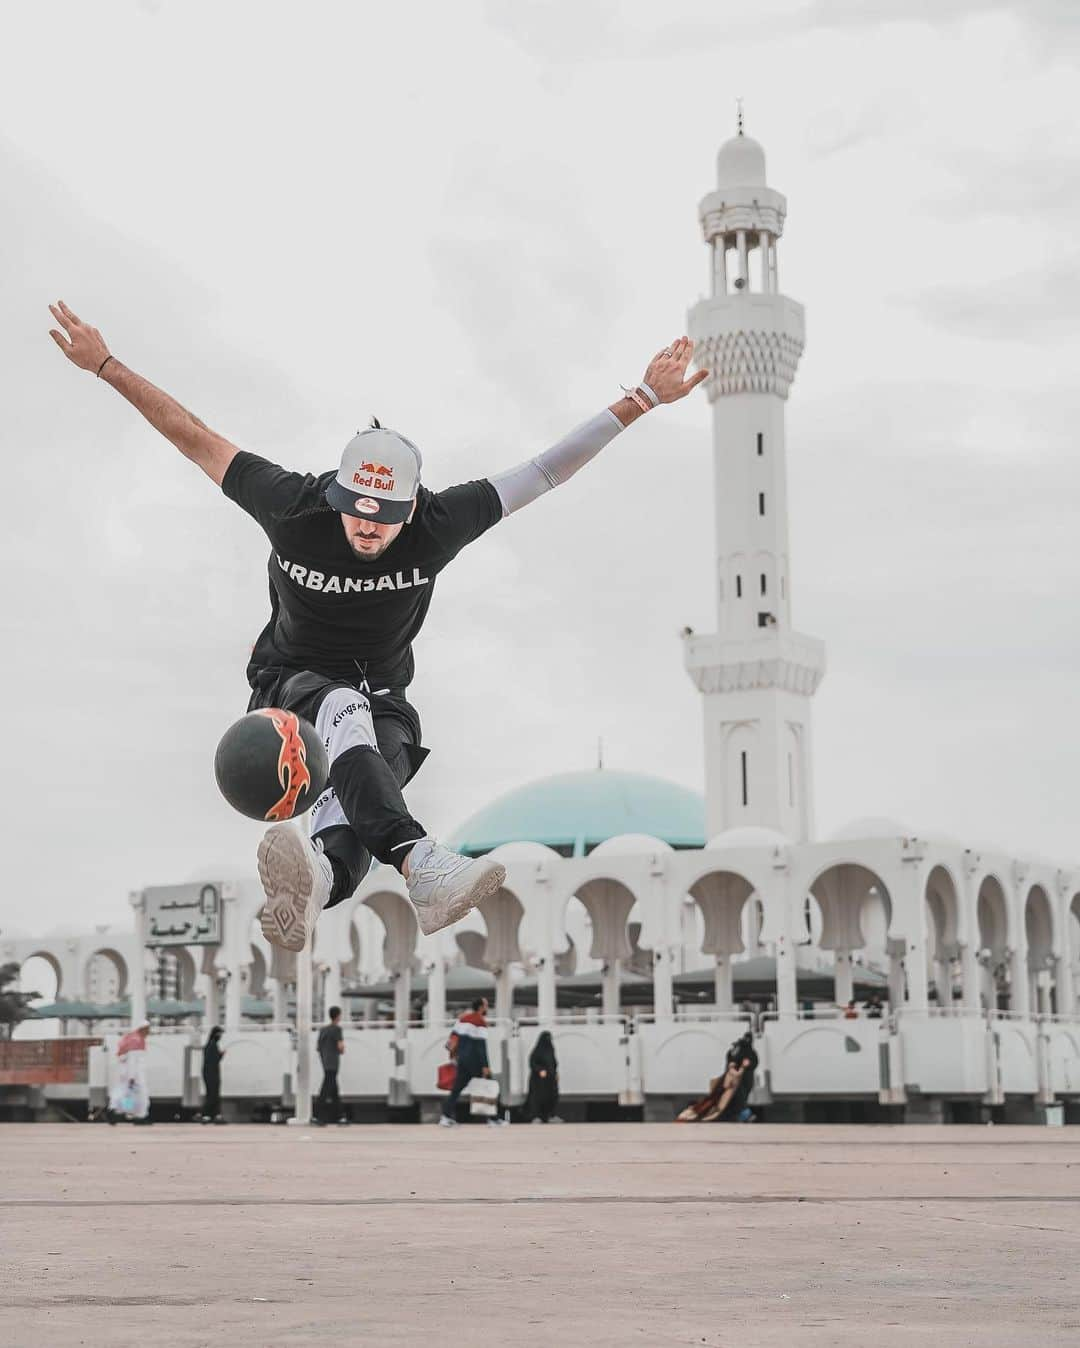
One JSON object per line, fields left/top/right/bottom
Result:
{"left": 275, "top": 555, "right": 431, "bottom": 594}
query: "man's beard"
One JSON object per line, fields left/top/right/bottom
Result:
{"left": 347, "top": 535, "right": 392, "bottom": 561}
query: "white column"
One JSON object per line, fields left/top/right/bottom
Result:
{"left": 494, "top": 965, "right": 513, "bottom": 1025}
{"left": 653, "top": 948, "right": 674, "bottom": 1020}
{"left": 426, "top": 956, "right": 447, "bottom": 1029}
{"left": 204, "top": 974, "right": 221, "bottom": 1028}
{"left": 271, "top": 978, "right": 287, "bottom": 1024}
{"left": 326, "top": 962, "right": 343, "bottom": 1016}
{"left": 602, "top": 961, "right": 620, "bottom": 1019}
{"left": 713, "top": 239, "right": 728, "bottom": 296}
{"left": 903, "top": 942, "right": 930, "bottom": 1014}
{"left": 393, "top": 968, "right": 412, "bottom": 1035}
{"left": 959, "top": 943, "right": 980, "bottom": 1011}
{"left": 736, "top": 230, "right": 748, "bottom": 288}
{"left": 834, "top": 950, "right": 854, "bottom": 1006}
{"left": 771, "top": 237, "right": 779, "bottom": 291}
{"left": 224, "top": 963, "right": 242, "bottom": 1029}
{"left": 1056, "top": 953, "right": 1074, "bottom": 1016}
{"left": 934, "top": 958, "right": 953, "bottom": 1012}
{"left": 1009, "top": 949, "right": 1030, "bottom": 1017}
{"left": 128, "top": 891, "right": 148, "bottom": 1027}
{"left": 538, "top": 957, "right": 556, "bottom": 1026}
{"left": 1035, "top": 969, "right": 1052, "bottom": 1017}
{"left": 714, "top": 955, "right": 734, "bottom": 1011}
{"left": 759, "top": 232, "right": 771, "bottom": 294}
{"left": 775, "top": 932, "right": 797, "bottom": 1016}
{"left": 293, "top": 940, "right": 314, "bottom": 1126}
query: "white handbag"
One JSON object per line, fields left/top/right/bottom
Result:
{"left": 463, "top": 1076, "right": 500, "bottom": 1118}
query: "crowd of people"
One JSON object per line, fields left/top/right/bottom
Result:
{"left": 102, "top": 1010, "right": 784, "bottom": 1125}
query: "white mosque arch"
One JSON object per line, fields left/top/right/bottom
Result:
{"left": 976, "top": 874, "right": 1011, "bottom": 957}
{"left": 807, "top": 862, "right": 894, "bottom": 1009}
{"left": 476, "top": 885, "right": 525, "bottom": 971}
{"left": 1024, "top": 883, "right": 1055, "bottom": 966}
{"left": 925, "top": 864, "right": 963, "bottom": 1007}
{"left": 19, "top": 950, "right": 63, "bottom": 1002}
{"left": 687, "top": 868, "right": 757, "bottom": 1011}
{"left": 150, "top": 945, "right": 198, "bottom": 1002}
{"left": 1024, "top": 883, "right": 1057, "bottom": 1014}
{"left": 474, "top": 885, "right": 526, "bottom": 1020}
{"left": 808, "top": 863, "right": 893, "bottom": 950}
{"left": 558, "top": 875, "right": 639, "bottom": 1018}
{"left": 83, "top": 947, "right": 129, "bottom": 1002}
{"left": 246, "top": 944, "right": 268, "bottom": 999}
{"left": 358, "top": 889, "right": 418, "bottom": 976}
{"left": 339, "top": 923, "right": 362, "bottom": 983}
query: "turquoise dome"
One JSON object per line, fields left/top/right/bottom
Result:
{"left": 448, "top": 770, "right": 706, "bottom": 858}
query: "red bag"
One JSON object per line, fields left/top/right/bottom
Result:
{"left": 437, "top": 1061, "right": 457, "bottom": 1091}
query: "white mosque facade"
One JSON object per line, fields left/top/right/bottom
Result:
{"left": 5, "top": 130, "right": 1080, "bottom": 1122}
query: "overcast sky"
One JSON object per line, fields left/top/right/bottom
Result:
{"left": 2, "top": 0, "right": 1078, "bottom": 935}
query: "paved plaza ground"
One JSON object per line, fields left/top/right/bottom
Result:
{"left": 2, "top": 1122, "right": 1078, "bottom": 1346}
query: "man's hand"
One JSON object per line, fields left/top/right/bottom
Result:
{"left": 46, "top": 299, "right": 241, "bottom": 486}
{"left": 641, "top": 335, "right": 709, "bottom": 404}
{"left": 48, "top": 300, "right": 110, "bottom": 374}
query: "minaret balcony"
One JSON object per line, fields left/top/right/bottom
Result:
{"left": 689, "top": 293, "right": 805, "bottom": 400}
{"left": 682, "top": 629, "right": 826, "bottom": 696}
{"left": 699, "top": 185, "right": 788, "bottom": 242}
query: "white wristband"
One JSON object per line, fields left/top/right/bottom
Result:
{"left": 638, "top": 381, "right": 660, "bottom": 407}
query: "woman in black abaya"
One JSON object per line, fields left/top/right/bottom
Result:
{"left": 201, "top": 1026, "right": 225, "bottom": 1123}
{"left": 524, "top": 1031, "right": 559, "bottom": 1123}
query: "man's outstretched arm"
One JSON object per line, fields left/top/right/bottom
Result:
{"left": 490, "top": 335, "right": 708, "bottom": 516}
{"left": 48, "top": 300, "right": 240, "bottom": 486}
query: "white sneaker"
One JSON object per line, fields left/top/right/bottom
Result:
{"left": 487, "top": 1116, "right": 510, "bottom": 1128}
{"left": 438, "top": 1115, "right": 457, "bottom": 1128}
{"left": 257, "top": 823, "right": 332, "bottom": 951}
{"left": 405, "top": 840, "right": 506, "bottom": 935}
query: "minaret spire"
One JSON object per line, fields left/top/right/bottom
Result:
{"left": 736, "top": 97, "right": 744, "bottom": 137}
{"left": 682, "top": 129, "right": 825, "bottom": 841}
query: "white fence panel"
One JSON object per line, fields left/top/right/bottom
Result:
{"left": 638, "top": 1020, "right": 745, "bottom": 1096}
{"left": 900, "top": 1015, "right": 990, "bottom": 1095}
{"left": 763, "top": 1017, "right": 881, "bottom": 1095}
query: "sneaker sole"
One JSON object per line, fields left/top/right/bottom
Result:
{"left": 416, "top": 861, "right": 507, "bottom": 936}
{"left": 257, "top": 824, "right": 316, "bottom": 952}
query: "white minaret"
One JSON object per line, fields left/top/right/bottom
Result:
{"left": 683, "top": 119, "right": 825, "bottom": 842}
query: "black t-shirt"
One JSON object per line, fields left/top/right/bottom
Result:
{"left": 317, "top": 1022, "right": 344, "bottom": 1072}
{"left": 222, "top": 451, "right": 503, "bottom": 689}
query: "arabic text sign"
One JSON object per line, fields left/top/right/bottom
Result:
{"left": 145, "top": 883, "right": 222, "bottom": 947}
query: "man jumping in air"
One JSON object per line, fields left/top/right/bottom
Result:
{"left": 48, "top": 300, "right": 707, "bottom": 951}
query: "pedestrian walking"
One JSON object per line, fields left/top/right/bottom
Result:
{"left": 108, "top": 1023, "right": 151, "bottom": 1124}
{"left": 440, "top": 998, "right": 503, "bottom": 1127}
{"left": 315, "top": 1005, "right": 346, "bottom": 1124}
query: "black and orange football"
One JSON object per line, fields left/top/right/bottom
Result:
{"left": 213, "top": 709, "right": 328, "bottom": 821}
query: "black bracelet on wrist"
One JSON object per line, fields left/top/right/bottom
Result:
{"left": 96, "top": 355, "right": 114, "bottom": 378}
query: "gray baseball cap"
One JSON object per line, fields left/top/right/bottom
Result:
{"left": 325, "top": 426, "right": 423, "bottom": 523}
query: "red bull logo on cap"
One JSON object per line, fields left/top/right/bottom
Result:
{"left": 352, "top": 461, "right": 395, "bottom": 492}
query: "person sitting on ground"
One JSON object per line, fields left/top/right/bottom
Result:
{"left": 524, "top": 1031, "right": 560, "bottom": 1123}
{"left": 676, "top": 1030, "right": 758, "bottom": 1123}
